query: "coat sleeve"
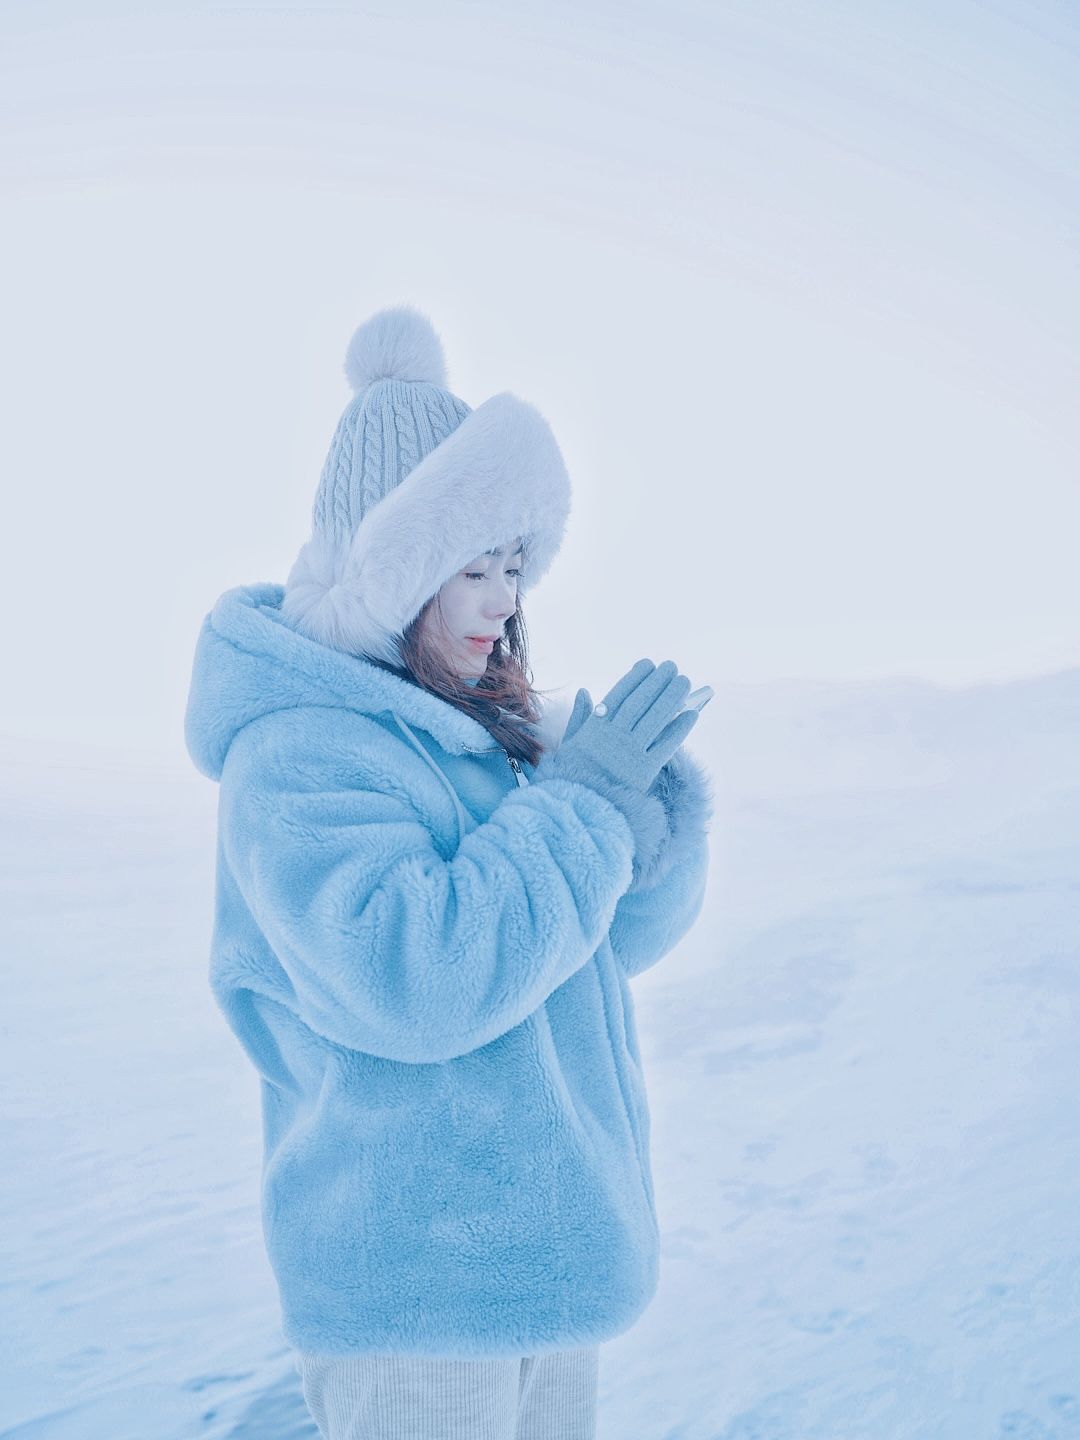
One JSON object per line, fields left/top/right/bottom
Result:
{"left": 218, "top": 706, "right": 639, "bottom": 1063}
{"left": 606, "top": 745, "right": 714, "bottom": 981}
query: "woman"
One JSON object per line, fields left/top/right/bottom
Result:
{"left": 184, "top": 306, "right": 713, "bottom": 1439}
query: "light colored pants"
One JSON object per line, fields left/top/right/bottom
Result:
{"left": 293, "top": 1344, "right": 600, "bottom": 1440}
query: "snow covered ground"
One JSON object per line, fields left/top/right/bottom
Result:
{"left": 2, "top": 668, "right": 1077, "bottom": 1439}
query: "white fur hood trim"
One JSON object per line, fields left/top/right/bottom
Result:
{"left": 280, "top": 391, "right": 572, "bottom": 666}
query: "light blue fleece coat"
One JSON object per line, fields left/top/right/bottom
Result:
{"left": 184, "top": 582, "right": 713, "bottom": 1360}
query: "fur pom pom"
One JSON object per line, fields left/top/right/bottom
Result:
{"left": 344, "top": 305, "right": 448, "bottom": 392}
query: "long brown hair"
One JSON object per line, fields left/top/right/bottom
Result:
{"left": 373, "top": 591, "right": 549, "bottom": 766}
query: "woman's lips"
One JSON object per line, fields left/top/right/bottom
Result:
{"left": 466, "top": 637, "right": 495, "bottom": 653}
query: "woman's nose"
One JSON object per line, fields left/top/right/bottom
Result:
{"left": 487, "top": 580, "right": 517, "bottom": 621}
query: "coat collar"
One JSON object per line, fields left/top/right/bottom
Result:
{"left": 185, "top": 581, "right": 573, "bottom": 782}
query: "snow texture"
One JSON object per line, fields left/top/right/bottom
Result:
{"left": 1, "top": 668, "right": 1077, "bottom": 1438}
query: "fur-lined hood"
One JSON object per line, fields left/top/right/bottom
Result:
{"left": 185, "top": 579, "right": 711, "bottom": 895}
{"left": 184, "top": 581, "right": 574, "bottom": 784}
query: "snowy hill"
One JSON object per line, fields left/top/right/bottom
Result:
{"left": 1, "top": 668, "right": 1077, "bottom": 1439}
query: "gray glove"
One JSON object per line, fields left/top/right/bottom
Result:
{"left": 534, "top": 659, "right": 702, "bottom": 878}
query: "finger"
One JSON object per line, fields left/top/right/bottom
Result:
{"left": 618, "top": 660, "right": 680, "bottom": 729}
{"left": 645, "top": 706, "right": 700, "bottom": 768}
{"left": 563, "top": 687, "right": 592, "bottom": 742}
{"left": 598, "top": 658, "right": 655, "bottom": 719}
{"left": 633, "top": 669, "right": 692, "bottom": 739}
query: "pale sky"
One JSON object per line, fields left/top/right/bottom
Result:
{"left": 1, "top": 0, "right": 1076, "bottom": 756}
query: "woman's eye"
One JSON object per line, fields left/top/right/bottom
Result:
{"left": 464, "top": 569, "right": 523, "bottom": 581}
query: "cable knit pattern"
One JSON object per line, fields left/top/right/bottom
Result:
{"left": 332, "top": 412, "right": 357, "bottom": 541}
{"left": 391, "top": 384, "right": 421, "bottom": 488}
{"left": 409, "top": 390, "right": 440, "bottom": 457}
{"left": 358, "top": 405, "right": 385, "bottom": 518}
{"left": 433, "top": 387, "right": 471, "bottom": 438}
{"left": 312, "top": 410, "right": 351, "bottom": 540}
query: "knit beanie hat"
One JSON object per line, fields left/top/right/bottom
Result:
{"left": 281, "top": 305, "right": 572, "bottom": 668}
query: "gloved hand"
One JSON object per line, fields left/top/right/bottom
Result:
{"left": 548, "top": 658, "right": 699, "bottom": 791}
{"left": 534, "top": 659, "right": 703, "bottom": 880}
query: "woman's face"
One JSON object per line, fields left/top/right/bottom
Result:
{"left": 420, "top": 537, "right": 524, "bottom": 679}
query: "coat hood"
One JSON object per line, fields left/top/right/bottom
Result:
{"left": 184, "top": 581, "right": 573, "bottom": 783}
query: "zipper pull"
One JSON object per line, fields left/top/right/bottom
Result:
{"left": 506, "top": 751, "right": 530, "bottom": 787}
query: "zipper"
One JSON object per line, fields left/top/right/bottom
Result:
{"left": 505, "top": 751, "right": 530, "bottom": 787}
